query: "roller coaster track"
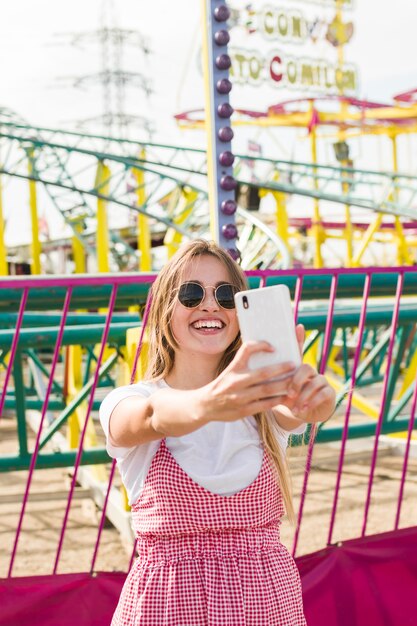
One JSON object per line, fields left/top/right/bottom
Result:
{"left": 1, "top": 116, "right": 417, "bottom": 269}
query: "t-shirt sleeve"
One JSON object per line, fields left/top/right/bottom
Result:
{"left": 99, "top": 383, "right": 154, "bottom": 459}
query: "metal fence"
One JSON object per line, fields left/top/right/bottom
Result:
{"left": 1, "top": 266, "right": 417, "bottom": 577}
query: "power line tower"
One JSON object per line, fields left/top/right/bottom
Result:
{"left": 55, "top": 0, "right": 153, "bottom": 139}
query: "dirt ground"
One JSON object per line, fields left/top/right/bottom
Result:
{"left": 1, "top": 413, "right": 417, "bottom": 578}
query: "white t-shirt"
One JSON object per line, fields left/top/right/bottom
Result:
{"left": 99, "top": 380, "right": 306, "bottom": 505}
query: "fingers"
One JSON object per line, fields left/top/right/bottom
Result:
{"left": 287, "top": 368, "right": 333, "bottom": 417}
{"left": 247, "top": 360, "right": 297, "bottom": 385}
{"left": 246, "top": 395, "right": 288, "bottom": 416}
{"left": 232, "top": 341, "right": 275, "bottom": 368}
{"left": 286, "top": 363, "right": 316, "bottom": 398}
{"left": 216, "top": 344, "right": 335, "bottom": 424}
{"left": 231, "top": 342, "right": 297, "bottom": 379}
{"left": 292, "top": 386, "right": 335, "bottom": 420}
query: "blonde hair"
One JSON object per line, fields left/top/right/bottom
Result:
{"left": 145, "top": 239, "right": 295, "bottom": 521}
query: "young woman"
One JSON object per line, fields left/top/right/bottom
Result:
{"left": 100, "top": 239, "right": 335, "bottom": 625}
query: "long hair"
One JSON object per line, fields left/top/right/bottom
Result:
{"left": 145, "top": 239, "right": 295, "bottom": 521}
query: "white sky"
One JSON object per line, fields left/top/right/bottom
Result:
{"left": 2, "top": 0, "right": 416, "bottom": 140}
{"left": 1, "top": 0, "right": 417, "bottom": 248}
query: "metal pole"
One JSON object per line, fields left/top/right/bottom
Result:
{"left": 95, "top": 160, "right": 111, "bottom": 273}
{"left": 134, "top": 149, "right": 152, "bottom": 271}
{"left": 201, "top": 0, "right": 239, "bottom": 258}
{"left": 27, "top": 148, "right": 42, "bottom": 274}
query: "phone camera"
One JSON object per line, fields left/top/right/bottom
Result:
{"left": 242, "top": 295, "right": 249, "bottom": 309}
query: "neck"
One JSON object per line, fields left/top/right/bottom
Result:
{"left": 165, "top": 351, "right": 221, "bottom": 390}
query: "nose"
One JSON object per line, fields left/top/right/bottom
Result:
{"left": 200, "top": 286, "right": 219, "bottom": 311}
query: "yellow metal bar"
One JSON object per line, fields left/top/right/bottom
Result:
{"left": 326, "top": 374, "right": 380, "bottom": 419}
{"left": 327, "top": 345, "right": 346, "bottom": 378}
{"left": 352, "top": 214, "right": 383, "bottom": 266}
{"left": 303, "top": 333, "right": 319, "bottom": 368}
{"left": 334, "top": 3, "right": 355, "bottom": 269}
{"left": 274, "top": 190, "right": 289, "bottom": 245}
{"left": 396, "top": 347, "right": 417, "bottom": 399}
{"left": 0, "top": 174, "right": 7, "bottom": 275}
{"left": 342, "top": 178, "right": 353, "bottom": 267}
{"left": 71, "top": 223, "right": 86, "bottom": 274}
{"left": 164, "top": 187, "right": 198, "bottom": 258}
{"left": 66, "top": 345, "right": 107, "bottom": 481}
{"left": 394, "top": 217, "right": 413, "bottom": 265}
{"left": 133, "top": 149, "right": 152, "bottom": 271}
{"left": 28, "top": 149, "right": 41, "bottom": 274}
{"left": 259, "top": 172, "right": 289, "bottom": 246}
{"left": 95, "top": 161, "right": 111, "bottom": 273}
{"left": 309, "top": 117, "right": 324, "bottom": 268}
{"left": 125, "top": 327, "right": 149, "bottom": 384}
{"left": 336, "top": 0, "right": 345, "bottom": 69}
{"left": 389, "top": 134, "right": 413, "bottom": 265}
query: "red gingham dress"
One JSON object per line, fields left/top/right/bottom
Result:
{"left": 111, "top": 439, "right": 306, "bottom": 625}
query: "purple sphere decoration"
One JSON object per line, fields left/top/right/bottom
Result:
{"left": 215, "top": 54, "right": 232, "bottom": 70}
{"left": 220, "top": 175, "right": 237, "bottom": 191}
{"left": 217, "top": 102, "right": 233, "bottom": 118}
{"left": 216, "top": 78, "right": 232, "bottom": 94}
{"left": 219, "top": 150, "right": 235, "bottom": 167}
{"left": 214, "top": 5, "right": 230, "bottom": 22}
{"left": 227, "top": 248, "right": 240, "bottom": 261}
{"left": 222, "top": 223, "right": 238, "bottom": 240}
{"left": 214, "top": 29, "right": 230, "bottom": 46}
{"left": 218, "top": 126, "right": 234, "bottom": 142}
{"left": 221, "top": 199, "right": 237, "bottom": 215}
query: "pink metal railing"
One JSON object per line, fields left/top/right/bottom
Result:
{"left": 8, "top": 287, "right": 73, "bottom": 576}
{"left": 52, "top": 285, "right": 119, "bottom": 574}
{"left": 1, "top": 267, "right": 417, "bottom": 577}
{"left": 361, "top": 272, "right": 404, "bottom": 537}
{"left": 0, "top": 288, "right": 28, "bottom": 420}
{"left": 327, "top": 273, "right": 372, "bottom": 545}
{"left": 291, "top": 273, "right": 339, "bottom": 556}
{"left": 0, "top": 274, "right": 155, "bottom": 576}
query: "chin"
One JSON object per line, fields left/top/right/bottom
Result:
{"left": 196, "top": 342, "right": 228, "bottom": 356}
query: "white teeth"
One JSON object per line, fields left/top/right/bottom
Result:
{"left": 193, "top": 320, "right": 223, "bottom": 329}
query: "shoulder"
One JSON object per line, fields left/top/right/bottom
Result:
{"left": 99, "top": 380, "right": 164, "bottom": 461}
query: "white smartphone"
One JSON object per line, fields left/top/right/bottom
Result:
{"left": 234, "top": 285, "right": 301, "bottom": 373}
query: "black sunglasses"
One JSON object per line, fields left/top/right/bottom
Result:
{"left": 178, "top": 282, "right": 238, "bottom": 309}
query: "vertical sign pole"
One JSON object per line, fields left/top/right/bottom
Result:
{"left": 201, "top": 0, "right": 239, "bottom": 259}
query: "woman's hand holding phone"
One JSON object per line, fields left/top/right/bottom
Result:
{"left": 270, "top": 323, "right": 336, "bottom": 424}
{"left": 200, "top": 341, "right": 298, "bottom": 423}
{"left": 232, "top": 286, "right": 336, "bottom": 425}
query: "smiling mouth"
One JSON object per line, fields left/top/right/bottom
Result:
{"left": 191, "top": 320, "right": 225, "bottom": 330}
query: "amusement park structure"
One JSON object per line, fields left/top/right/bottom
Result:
{"left": 1, "top": 2, "right": 417, "bottom": 625}
{"left": 1, "top": 86, "right": 417, "bottom": 275}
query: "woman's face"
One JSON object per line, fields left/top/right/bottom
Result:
{"left": 169, "top": 254, "right": 240, "bottom": 361}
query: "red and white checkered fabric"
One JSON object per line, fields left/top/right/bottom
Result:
{"left": 112, "top": 439, "right": 306, "bottom": 625}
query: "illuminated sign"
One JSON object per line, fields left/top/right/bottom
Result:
{"left": 260, "top": 7, "right": 307, "bottom": 43}
{"left": 257, "top": 6, "right": 354, "bottom": 46}
{"left": 230, "top": 5, "right": 354, "bottom": 47}
{"left": 230, "top": 47, "right": 358, "bottom": 94}
{"left": 226, "top": 1, "right": 358, "bottom": 96}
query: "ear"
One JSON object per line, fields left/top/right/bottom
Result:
{"left": 295, "top": 323, "right": 305, "bottom": 357}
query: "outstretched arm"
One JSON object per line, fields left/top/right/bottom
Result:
{"left": 108, "top": 341, "right": 298, "bottom": 447}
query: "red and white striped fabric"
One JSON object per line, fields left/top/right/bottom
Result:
{"left": 111, "top": 439, "right": 306, "bottom": 625}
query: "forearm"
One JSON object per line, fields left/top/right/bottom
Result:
{"left": 148, "top": 387, "right": 209, "bottom": 437}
